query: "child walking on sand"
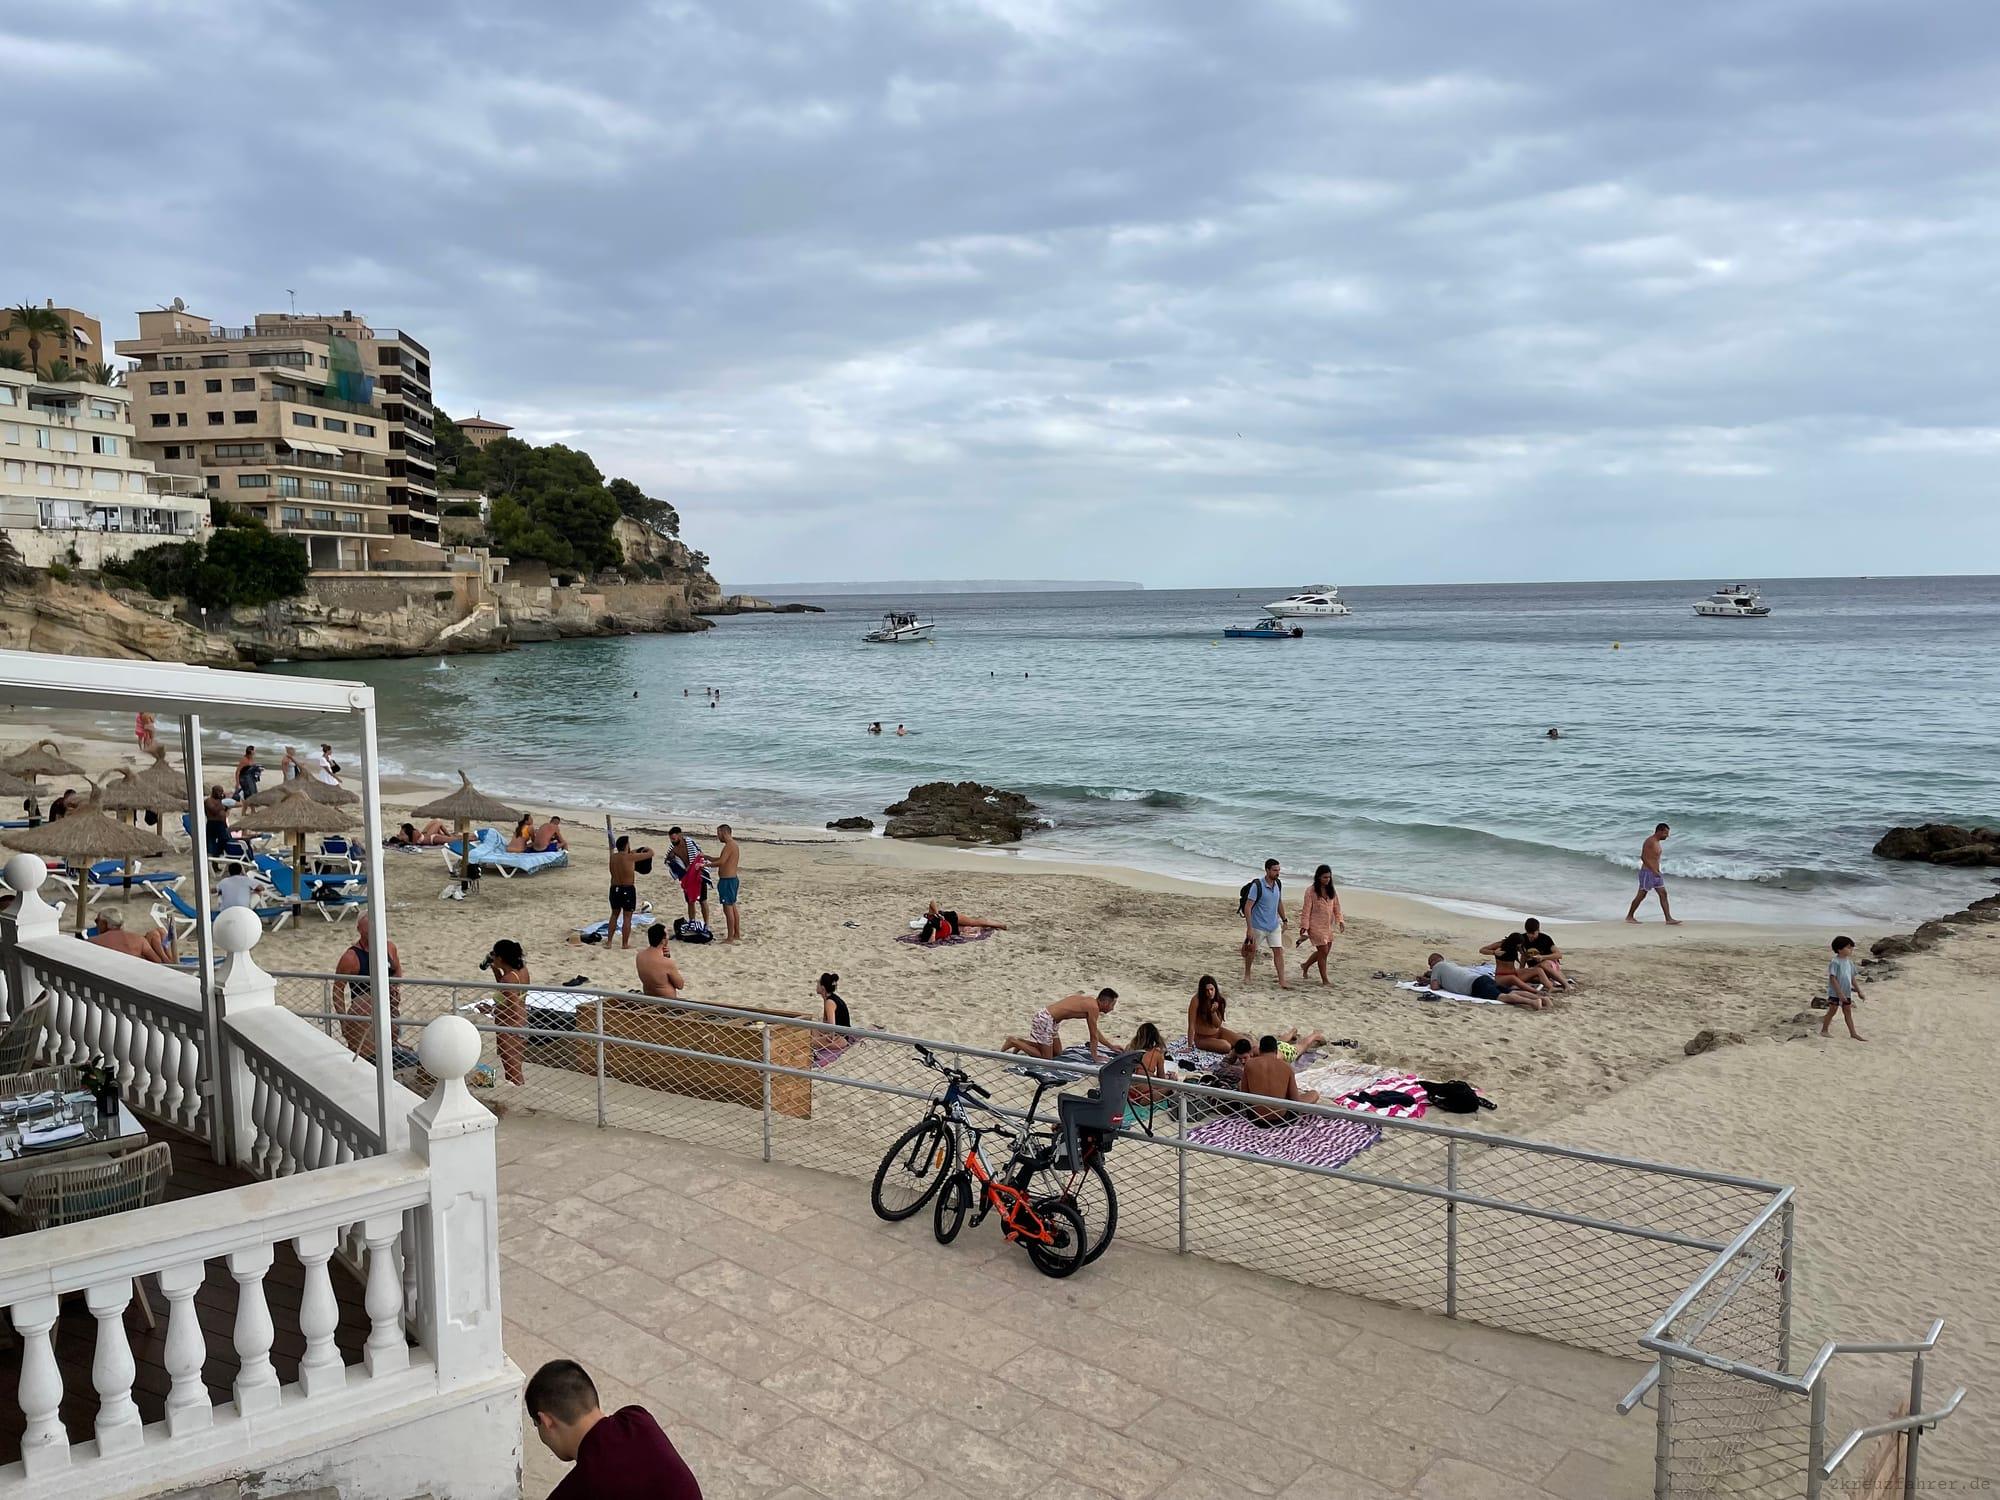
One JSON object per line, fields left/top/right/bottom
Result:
{"left": 1821, "top": 936, "right": 1867, "bottom": 1041}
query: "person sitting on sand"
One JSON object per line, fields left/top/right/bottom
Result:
{"left": 1188, "top": 975, "right": 1245, "bottom": 1055}
{"left": 1127, "top": 1021, "right": 1170, "bottom": 1108}
{"left": 87, "top": 909, "right": 172, "bottom": 964}
{"left": 1518, "top": 918, "right": 1567, "bottom": 990}
{"left": 536, "top": 816, "right": 569, "bottom": 853}
{"left": 507, "top": 814, "right": 537, "bottom": 854}
{"left": 1490, "top": 934, "right": 1552, "bottom": 1008}
{"left": 636, "top": 923, "right": 685, "bottom": 1000}
{"left": 1240, "top": 1035, "right": 1321, "bottom": 1124}
{"left": 817, "top": 971, "right": 850, "bottom": 1029}
{"left": 919, "top": 900, "right": 1007, "bottom": 944}
{"left": 1210, "top": 1037, "right": 1253, "bottom": 1089}
{"left": 1003, "top": 989, "right": 1120, "bottom": 1062}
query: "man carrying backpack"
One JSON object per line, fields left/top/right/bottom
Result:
{"left": 1238, "top": 857, "right": 1290, "bottom": 990}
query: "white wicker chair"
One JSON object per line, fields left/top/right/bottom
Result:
{"left": 0, "top": 1141, "right": 173, "bottom": 1325}
{"left": 0, "top": 1000, "right": 49, "bottom": 1078}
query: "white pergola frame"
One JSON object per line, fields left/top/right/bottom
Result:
{"left": 0, "top": 649, "right": 396, "bottom": 1154}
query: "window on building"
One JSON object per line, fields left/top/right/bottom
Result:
{"left": 162, "top": 445, "right": 181, "bottom": 459}
{"left": 337, "top": 482, "right": 360, "bottom": 501}
{"left": 2, "top": 424, "right": 17, "bottom": 444}
{"left": 250, "top": 352, "right": 308, "bottom": 368}
{"left": 305, "top": 479, "right": 331, "bottom": 500}
{"left": 175, "top": 412, "right": 189, "bottom": 427}
{"left": 205, "top": 474, "right": 219, "bottom": 488}
{"left": 34, "top": 429, "right": 51, "bottom": 449}
{"left": 151, "top": 414, "right": 171, "bottom": 428}
{"left": 237, "top": 473, "right": 270, "bottom": 488}
{"left": 275, "top": 476, "right": 300, "bottom": 497}
{"left": 91, "top": 435, "right": 120, "bottom": 456}
{"left": 323, "top": 417, "right": 347, "bottom": 433}
{"left": 91, "top": 469, "right": 118, "bottom": 490}
{"left": 214, "top": 442, "right": 265, "bottom": 457}
{"left": 311, "top": 509, "right": 335, "bottom": 524}
{"left": 2, "top": 461, "right": 20, "bottom": 482}
{"left": 90, "top": 401, "right": 120, "bottom": 420}
{"left": 232, "top": 378, "right": 254, "bottom": 391}
{"left": 149, "top": 381, "right": 169, "bottom": 395}
{"left": 200, "top": 355, "right": 226, "bottom": 368}
{"left": 292, "top": 413, "right": 317, "bottom": 428}
{"left": 354, "top": 421, "right": 376, "bottom": 436}
{"left": 204, "top": 378, "right": 222, "bottom": 393}
{"left": 126, "top": 473, "right": 145, "bottom": 493}
{"left": 207, "top": 411, "right": 225, "bottom": 426}
{"left": 173, "top": 380, "right": 186, "bottom": 394}
{"left": 233, "top": 410, "right": 255, "bottom": 425}
{"left": 340, "top": 511, "right": 361, "bottom": 526}
{"left": 61, "top": 466, "right": 82, "bottom": 488}
{"left": 34, "top": 463, "right": 54, "bottom": 484}
{"left": 280, "top": 507, "right": 303, "bottom": 523}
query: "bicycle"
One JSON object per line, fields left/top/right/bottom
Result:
{"left": 871, "top": 1044, "right": 1139, "bottom": 1266}
{"left": 931, "top": 1102, "right": 1089, "bottom": 1279}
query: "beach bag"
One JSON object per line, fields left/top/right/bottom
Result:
{"left": 673, "top": 918, "right": 714, "bottom": 944}
{"left": 1417, "top": 1079, "right": 1495, "bottom": 1113}
{"left": 634, "top": 855, "right": 654, "bottom": 876}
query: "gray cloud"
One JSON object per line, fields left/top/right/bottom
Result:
{"left": 11, "top": 0, "right": 2000, "bottom": 583}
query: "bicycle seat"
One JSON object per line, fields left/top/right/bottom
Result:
{"left": 1055, "top": 1050, "right": 1143, "bottom": 1167}
{"left": 1006, "top": 1062, "right": 1071, "bottom": 1086}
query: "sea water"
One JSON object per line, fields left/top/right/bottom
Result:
{"left": 269, "top": 576, "right": 2000, "bottom": 925}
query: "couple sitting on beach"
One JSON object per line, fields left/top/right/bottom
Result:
{"left": 1417, "top": 927, "right": 1562, "bottom": 1010}
{"left": 508, "top": 814, "right": 569, "bottom": 854}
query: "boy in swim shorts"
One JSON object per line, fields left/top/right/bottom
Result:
{"left": 716, "top": 824, "right": 743, "bottom": 943}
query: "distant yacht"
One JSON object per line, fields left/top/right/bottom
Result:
{"left": 862, "top": 610, "right": 936, "bottom": 643}
{"left": 1266, "top": 585, "right": 1352, "bottom": 618}
{"left": 1693, "top": 585, "right": 1772, "bottom": 619}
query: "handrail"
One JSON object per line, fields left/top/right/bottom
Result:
{"left": 1796, "top": 1319, "right": 1946, "bottom": 1389}
{"left": 1821, "top": 1387, "right": 1966, "bottom": 1476}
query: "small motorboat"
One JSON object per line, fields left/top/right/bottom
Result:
{"left": 1266, "top": 585, "right": 1352, "bottom": 618}
{"left": 1693, "top": 585, "right": 1772, "bottom": 618}
{"left": 1223, "top": 617, "right": 1305, "bottom": 640}
{"left": 862, "top": 610, "right": 935, "bottom": 643}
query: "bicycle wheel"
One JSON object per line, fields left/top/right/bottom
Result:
{"left": 1023, "top": 1197, "right": 1088, "bottom": 1279}
{"left": 871, "top": 1117, "right": 955, "bottom": 1222}
{"left": 1027, "top": 1153, "right": 1119, "bottom": 1265}
{"left": 933, "top": 1171, "right": 973, "bottom": 1245}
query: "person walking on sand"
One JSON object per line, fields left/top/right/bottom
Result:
{"left": 1239, "top": 858, "right": 1290, "bottom": 989}
{"left": 607, "top": 835, "right": 651, "bottom": 949}
{"left": 484, "top": 939, "right": 531, "bottom": 1086}
{"left": 1821, "top": 936, "right": 1868, "bottom": 1041}
{"left": 1298, "top": 864, "right": 1344, "bottom": 987}
{"left": 715, "top": 823, "right": 743, "bottom": 942}
{"left": 1625, "top": 823, "right": 1680, "bottom": 924}
{"left": 636, "top": 923, "right": 685, "bottom": 1000}
{"left": 1003, "top": 989, "right": 1120, "bottom": 1062}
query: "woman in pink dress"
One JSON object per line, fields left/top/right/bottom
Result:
{"left": 1298, "top": 864, "right": 1345, "bottom": 987}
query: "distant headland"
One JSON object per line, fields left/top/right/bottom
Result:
{"left": 735, "top": 579, "right": 1145, "bottom": 596}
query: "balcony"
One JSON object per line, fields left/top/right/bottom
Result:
{"left": 269, "top": 512, "right": 395, "bottom": 537}
{"left": 261, "top": 387, "right": 378, "bottom": 419}
{"left": 202, "top": 448, "right": 391, "bottom": 479}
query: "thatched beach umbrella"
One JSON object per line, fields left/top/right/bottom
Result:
{"left": 4, "top": 739, "right": 86, "bottom": 822}
{"left": 98, "top": 767, "right": 184, "bottom": 896}
{"left": 245, "top": 775, "right": 358, "bottom": 809}
{"left": 3, "top": 783, "right": 171, "bottom": 933}
{"left": 411, "top": 771, "right": 521, "bottom": 896}
{"left": 232, "top": 783, "right": 353, "bottom": 921}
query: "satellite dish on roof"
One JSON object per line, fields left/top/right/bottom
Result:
{"left": 170, "top": 297, "right": 186, "bottom": 312}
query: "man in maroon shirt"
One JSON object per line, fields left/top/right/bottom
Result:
{"left": 527, "top": 1360, "right": 702, "bottom": 1499}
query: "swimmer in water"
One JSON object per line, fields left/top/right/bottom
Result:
{"left": 1546, "top": 728, "right": 1560, "bottom": 740}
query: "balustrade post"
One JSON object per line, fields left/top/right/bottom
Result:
{"left": 85, "top": 1278, "right": 144, "bottom": 1455}
{"left": 216, "top": 907, "right": 273, "bottom": 1170}
{"left": 405, "top": 1015, "right": 504, "bottom": 1386}
{"left": 294, "top": 1226, "right": 347, "bottom": 1398}
{"left": 12, "top": 1294, "right": 69, "bottom": 1476}
{"left": 2, "top": 854, "right": 61, "bottom": 1036}
{"left": 227, "top": 1243, "right": 282, "bottom": 1417}
{"left": 157, "top": 1260, "right": 214, "bottom": 1437}
{"left": 363, "top": 1213, "right": 411, "bottom": 1379}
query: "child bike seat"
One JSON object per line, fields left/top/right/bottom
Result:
{"left": 1056, "top": 1050, "right": 1143, "bottom": 1168}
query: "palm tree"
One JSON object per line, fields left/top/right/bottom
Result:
{"left": 7, "top": 304, "right": 66, "bottom": 378}
{"left": 82, "top": 360, "right": 120, "bottom": 386}
{"left": 41, "top": 359, "right": 82, "bottom": 384}
{"left": 0, "top": 348, "right": 27, "bottom": 372}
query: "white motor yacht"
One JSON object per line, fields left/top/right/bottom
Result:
{"left": 1693, "top": 585, "right": 1772, "bottom": 619}
{"left": 1265, "top": 585, "right": 1353, "bottom": 618}
{"left": 862, "top": 610, "right": 936, "bottom": 643}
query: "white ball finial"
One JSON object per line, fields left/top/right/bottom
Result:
{"left": 214, "top": 906, "right": 262, "bottom": 955}
{"left": 3, "top": 854, "right": 47, "bottom": 894}
{"left": 420, "top": 1014, "right": 480, "bottom": 1081}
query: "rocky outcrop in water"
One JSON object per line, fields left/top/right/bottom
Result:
{"left": 826, "top": 816, "right": 875, "bottom": 831}
{"left": 1873, "top": 823, "right": 2000, "bottom": 867}
{"left": 883, "top": 781, "right": 1046, "bottom": 843}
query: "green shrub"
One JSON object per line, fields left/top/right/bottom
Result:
{"left": 47, "top": 562, "right": 71, "bottom": 583}
{"left": 104, "top": 519, "right": 307, "bottom": 611}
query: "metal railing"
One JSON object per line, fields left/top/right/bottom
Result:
{"left": 204, "top": 449, "right": 391, "bottom": 477}
{"left": 268, "top": 969, "right": 1963, "bottom": 1494}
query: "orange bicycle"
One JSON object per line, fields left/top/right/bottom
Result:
{"left": 932, "top": 1096, "right": 1089, "bottom": 1278}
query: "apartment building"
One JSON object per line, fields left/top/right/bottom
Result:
{"left": 0, "top": 366, "right": 206, "bottom": 567}
{"left": 116, "top": 306, "right": 445, "bottom": 573}
{"left": 0, "top": 301, "right": 103, "bottom": 374}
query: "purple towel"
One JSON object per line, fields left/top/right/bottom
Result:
{"left": 894, "top": 927, "right": 996, "bottom": 948}
{"left": 1186, "top": 1111, "right": 1382, "bottom": 1170}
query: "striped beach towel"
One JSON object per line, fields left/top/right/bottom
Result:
{"left": 1333, "top": 1072, "right": 1430, "bottom": 1119}
{"left": 1186, "top": 1111, "right": 1382, "bottom": 1170}
{"left": 894, "top": 927, "right": 996, "bottom": 948}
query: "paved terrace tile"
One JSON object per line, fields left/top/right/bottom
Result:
{"left": 499, "top": 1113, "right": 1656, "bottom": 1500}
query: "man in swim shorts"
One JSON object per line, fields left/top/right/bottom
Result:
{"left": 715, "top": 823, "right": 742, "bottom": 943}
{"left": 1625, "top": 823, "right": 1680, "bottom": 925}
{"left": 1002, "top": 989, "right": 1120, "bottom": 1062}
{"left": 607, "top": 835, "right": 651, "bottom": 950}
{"left": 1421, "top": 954, "right": 1504, "bottom": 1002}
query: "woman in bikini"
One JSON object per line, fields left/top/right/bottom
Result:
{"left": 1490, "top": 934, "right": 1552, "bottom": 1009}
{"left": 1126, "top": 1021, "right": 1169, "bottom": 1108}
{"left": 920, "top": 900, "right": 1008, "bottom": 944}
{"left": 1188, "top": 975, "right": 1245, "bottom": 1055}
{"left": 506, "top": 814, "right": 537, "bottom": 854}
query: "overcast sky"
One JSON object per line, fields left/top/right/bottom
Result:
{"left": 12, "top": 0, "right": 2000, "bottom": 586}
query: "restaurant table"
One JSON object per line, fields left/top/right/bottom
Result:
{"left": 0, "top": 1092, "right": 148, "bottom": 1198}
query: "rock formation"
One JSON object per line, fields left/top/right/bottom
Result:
{"left": 826, "top": 816, "right": 875, "bottom": 831}
{"left": 1872, "top": 823, "right": 2000, "bottom": 867}
{"left": 883, "top": 781, "right": 1046, "bottom": 843}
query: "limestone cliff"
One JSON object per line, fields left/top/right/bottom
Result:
{"left": 0, "top": 574, "right": 238, "bottom": 664}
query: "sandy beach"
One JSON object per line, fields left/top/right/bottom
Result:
{"left": 12, "top": 711, "right": 1997, "bottom": 1476}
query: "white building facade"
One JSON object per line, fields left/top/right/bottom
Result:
{"left": 0, "top": 370, "right": 206, "bottom": 568}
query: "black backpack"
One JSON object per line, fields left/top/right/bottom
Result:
{"left": 1236, "top": 877, "right": 1276, "bottom": 916}
{"left": 1418, "top": 1079, "right": 1495, "bottom": 1114}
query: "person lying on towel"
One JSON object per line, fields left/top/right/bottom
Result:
{"left": 918, "top": 900, "right": 1008, "bottom": 944}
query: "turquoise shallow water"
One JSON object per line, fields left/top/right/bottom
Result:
{"left": 264, "top": 576, "right": 2000, "bottom": 925}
